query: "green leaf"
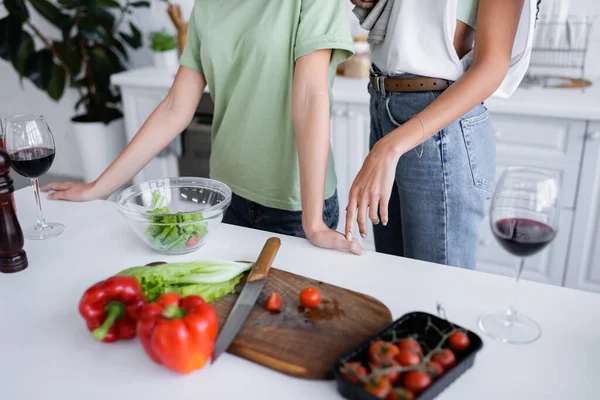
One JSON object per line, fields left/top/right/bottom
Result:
{"left": 129, "top": 1, "right": 150, "bottom": 7}
{"left": 95, "top": 0, "right": 121, "bottom": 7}
{"left": 47, "top": 64, "right": 66, "bottom": 100}
{"left": 89, "top": 46, "right": 113, "bottom": 87}
{"left": 14, "top": 31, "right": 34, "bottom": 81}
{"left": 38, "top": 49, "right": 54, "bottom": 90}
{"left": 110, "top": 36, "right": 128, "bottom": 60}
{"left": 87, "top": 8, "right": 116, "bottom": 32}
{"left": 80, "top": 20, "right": 104, "bottom": 42}
{"left": 0, "top": 18, "right": 12, "bottom": 61}
{"left": 6, "top": 15, "right": 23, "bottom": 63}
{"left": 130, "top": 22, "right": 142, "bottom": 47}
{"left": 118, "top": 32, "right": 137, "bottom": 48}
{"left": 29, "top": 0, "right": 72, "bottom": 31}
{"left": 3, "top": 0, "right": 29, "bottom": 22}
{"left": 53, "top": 39, "right": 81, "bottom": 76}
{"left": 57, "top": 0, "right": 81, "bottom": 10}
{"left": 24, "top": 52, "right": 44, "bottom": 89}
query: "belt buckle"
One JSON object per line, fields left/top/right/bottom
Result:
{"left": 374, "top": 76, "right": 386, "bottom": 97}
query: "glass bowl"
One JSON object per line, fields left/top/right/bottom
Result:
{"left": 116, "top": 177, "right": 232, "bottom": 254}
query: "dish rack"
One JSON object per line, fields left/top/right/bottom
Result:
{"left": 524, "top": 16, "right": 595, "bottom": 89}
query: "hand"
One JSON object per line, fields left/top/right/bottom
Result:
{"left": 345, "top": 138, "right": 401, "bottom": 238}
{"left": 305, "top": 223, "right": 364, "bottom": 255}
{"left": 351, "top": 0, "right": 378, "bottom": 8}
{"left": 41, "top": 181, "right": 105, "bottom": 202}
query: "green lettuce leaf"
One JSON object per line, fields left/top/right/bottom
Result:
{"left": 144, "top": 191, "right": 209, "bottom": 251}
{"left": 117, "top": 260, "right": 253, "bottom": 302}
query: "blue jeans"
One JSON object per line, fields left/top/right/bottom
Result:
{"left": 223, "top": 192, "right": 339, "bottom": 238}
{"left": 369, "top": 85, "right": 496, "bottom": 269}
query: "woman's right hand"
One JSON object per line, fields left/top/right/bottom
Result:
{"left": 41, "top": 182, "right": 104, "bottom": 202}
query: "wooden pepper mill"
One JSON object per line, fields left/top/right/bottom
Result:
{"left": 0, "top": 148, "right": 28, "bottom": 273}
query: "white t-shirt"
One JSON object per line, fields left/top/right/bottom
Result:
{"left": 371, "top": 0, "right": 537, "bottom": 98}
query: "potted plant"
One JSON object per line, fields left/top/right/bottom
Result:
{"left": 0, "top": 0, "right": 149, "bottom": 182}
{"left": 150, "top": 30, "right": 178, "bottom": 69}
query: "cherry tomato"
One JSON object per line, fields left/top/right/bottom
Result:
{"left": 394, "top": 350, "right": 421, "bottom": 367}
{"left": 185, "top": 234, "right": 200, "bottom": 248}
{"left": 387, "top": 388, "right": 415, "bottom": 400}
{"left": 364, "top": 377, "right": 392, "bottom": 399}
{"left": 403, "top": 370, "right": 432, "bottom": 394}
{"left": 431, "top": 349, "right": 456, "bottom": 370}
{"left": 397, "top": 338, "right": 423, "bottom": 357}
{"left": 299, "top": 287, "right": 321, "bottom": 308}
{"left": 339, "top": 362, "right": 368, "bottom": 384}
{"left": 448, "top": 330, "right": 470, "bottom": 351}
{"left": 425, "top": 361, "right": 444, "bottom": 378}
{"left": 265, "top": 293, "right": 282, "bottom": 312}
{"left": 377, "top": 360, "right": 402, "bottom": 384}
{"left": 369, "top": 340, "right": 400, "bottom": 365}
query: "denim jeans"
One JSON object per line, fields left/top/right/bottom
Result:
{"left": 223, "top": 192, "right": 339, "bottom": 238}
{"left": 369, "top": 85, "right": 496, "bottom": 269}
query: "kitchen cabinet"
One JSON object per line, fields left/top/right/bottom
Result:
{"left": 329, "top": 89, "right": 597, "bottom": 291}
{"left": 111, "top": 69, "right": 600, "bottom": 294}
{"left": 331, "top": 103, "right": 374, "bottom": 250}
{"left": 565, "top": 123, "right": 600, "bottom": 293}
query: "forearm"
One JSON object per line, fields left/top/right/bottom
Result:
{"left": 91, "top": 98, "right": 195, "bottom": 196}
{"left": 91, "top": 67, "right": 205, "bottom": 197}
{"left": 386, "top": 61, "right": 508, "bottom": 156}
{"left": 293, "top": 92, "right": 331, "bottom": 232}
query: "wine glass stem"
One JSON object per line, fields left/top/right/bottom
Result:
{"left": 31, "top": 178, "right": 47, "bottom": 228}
{"left": 507, "top": 258, "right": 526, "bottom": 323}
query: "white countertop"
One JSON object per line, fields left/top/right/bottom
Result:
{"left": 112, "top": 67, "right": 600, "bottom": 121}
{"left": 2, "top": 189, "right": 600, "bottom": 399}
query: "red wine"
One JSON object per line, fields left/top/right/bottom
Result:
{"left": 493, "top": 218, "right": 556, "bottom": 257}
{"left": 10, "top": 148, "right": 55, "bottom": 178}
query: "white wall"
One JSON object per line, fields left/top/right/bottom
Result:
{"left": 1, "top": 0, "right": 599, "bottom": 179}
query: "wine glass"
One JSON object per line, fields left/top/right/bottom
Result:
{"left": 478, "top": 167, "right": 559, "bottom": 344}
{"left": 5, "top": 115, "right": 64, "bottom": 240}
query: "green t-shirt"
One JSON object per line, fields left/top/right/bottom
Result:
{"left": 179, "top": 0, "right": 354, "bottom": 211}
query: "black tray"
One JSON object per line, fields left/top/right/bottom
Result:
{"left": 333, "top": 311, "right": 483, "bottom": 400}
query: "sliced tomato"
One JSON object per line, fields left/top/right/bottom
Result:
{"left": 185, "top": 234, "right": 200, "bottom": 248}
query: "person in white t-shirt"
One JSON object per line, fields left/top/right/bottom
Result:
{"left": 346, "top": 0, "right": 540, "bottom": 269}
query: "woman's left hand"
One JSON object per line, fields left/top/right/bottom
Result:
{"left": 345, "top": 137, "right": 402, "bottom": 238}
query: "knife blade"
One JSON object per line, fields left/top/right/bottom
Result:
{"left": 211, "top": 237, "right": 281, "bottom": 363}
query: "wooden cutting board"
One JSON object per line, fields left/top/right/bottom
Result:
{"left": 212, "top": 267, "right": 392, "bottom": 380}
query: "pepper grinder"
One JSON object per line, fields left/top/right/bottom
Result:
{"left": 0, "top": 149, "right": 28, "bottom": 273}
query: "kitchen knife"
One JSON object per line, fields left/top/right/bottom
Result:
{"left": 211, "top": 237, "right": 281, "bottom": 363}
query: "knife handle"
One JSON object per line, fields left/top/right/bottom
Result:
{"left": 247, "top": 237, "right": 281, "bottom": 282}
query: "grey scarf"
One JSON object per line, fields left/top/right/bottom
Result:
{"left": 352, "top": 0, "right": 394, "bottom": 44}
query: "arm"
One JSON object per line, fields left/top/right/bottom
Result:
{"left": 42, "top": 66, "right": 205, "bottom": 201}
{"left": 293, "top": 50, "right": 362, "bottom": 255}
{"left": 346, "top": 0, "right": 525, "bottom": 237}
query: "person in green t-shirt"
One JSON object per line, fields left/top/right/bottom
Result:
{"left": 42, "top": 0, "right": 363, "bottom": 255}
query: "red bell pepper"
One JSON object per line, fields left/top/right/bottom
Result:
{"left": 137, "top": 292, "right": 218, "bottom": 374}
{"left": 79, "top": 276, "right": 146, "bottom": 343}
